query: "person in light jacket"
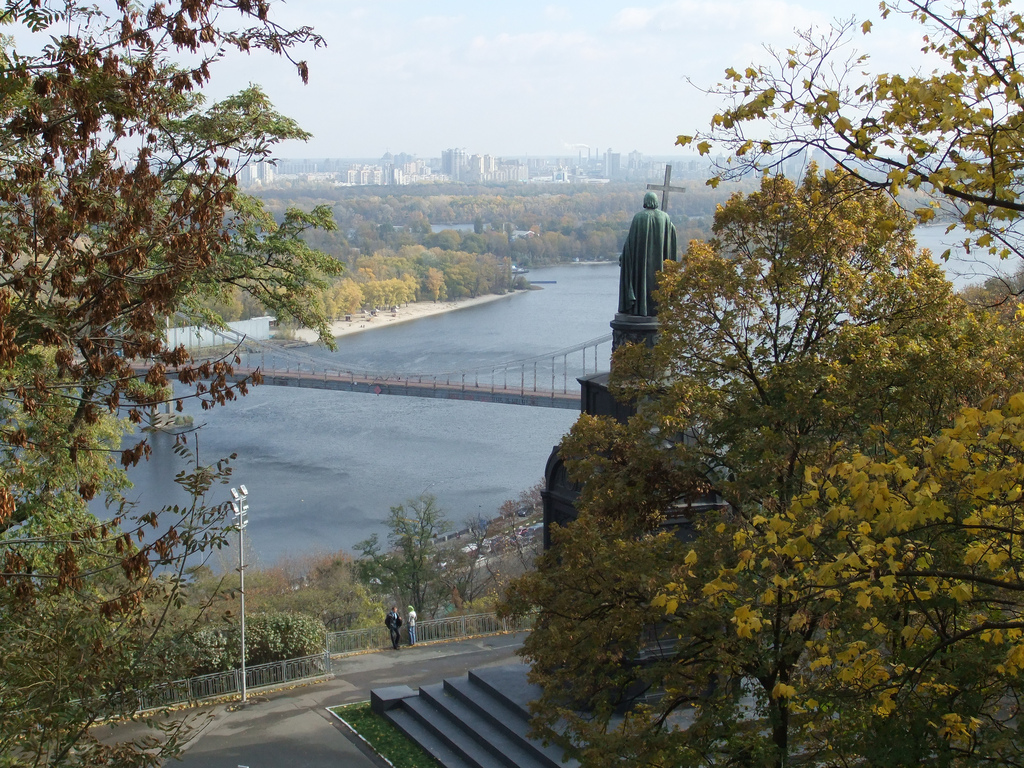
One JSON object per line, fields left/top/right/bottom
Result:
{"left": 407, "top": 605, "right": 418, "bottom": 645}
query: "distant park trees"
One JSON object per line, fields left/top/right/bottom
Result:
{"left": 258, "top": 180, "right": 739, "bottom": 269}
{"left": 213, "top": 175, "right": 751, "bottom": 327}
{"left": 317, "top": 247, "right": 515, "bottom": 319}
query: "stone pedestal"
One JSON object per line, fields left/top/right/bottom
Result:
{"left": 610, "top": 313, "right": 659, "bottom": 352}
{"left": 542, "top": 312, "right": 723, "bottom": 552}
{"left": 542, "top": 371, "right": 640, "bottom": 550}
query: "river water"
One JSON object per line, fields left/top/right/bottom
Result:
{"left": 119, "top": 224, "right": 992, "bottom": 565}
{"left": 121, "top": 264, "right": 618, "bottom": 565}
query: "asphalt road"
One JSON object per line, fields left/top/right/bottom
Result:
{"left": 97, "top": 633, "right": 528, "bottom": 768}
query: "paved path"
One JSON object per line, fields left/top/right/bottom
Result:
{"left": 100, "top": 633, "right": 527, "bottom": 768}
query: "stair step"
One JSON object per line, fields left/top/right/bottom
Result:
{"left": 384, "top": 707, "right": 475, "bottom": 768}
{"left": 373, "top": 664, "right": 576, "bottom": 768}
{"left": 442, "top": 677, "right": 574, "bottom": 768}
{"left": 418, "top": 683, "right": 551, "bottom": 768}
{"left": 466, "top": 665, "right": 541, "bottom": 719}
{"left": 401, "top": 695, "right": 508, "bottom": 768}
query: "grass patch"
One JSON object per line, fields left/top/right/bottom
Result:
{"left": 330, "top": 702, "right": 437, "bottom": 768}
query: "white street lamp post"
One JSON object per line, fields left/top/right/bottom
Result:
{"left": 230, "top": 485, "right": 249, "bottom": 704}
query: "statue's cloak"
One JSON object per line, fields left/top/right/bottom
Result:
{"left": 618, "top": 191, "right": 678, "bottom": 316}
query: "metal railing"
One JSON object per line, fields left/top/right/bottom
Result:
{"left": 235, "top": 334, "right": 614, "bottom": 397}
{"left": 135, "top": 652, "right": 331, "bottom": 711}
{"left": 131, "top": 611, "right": 529, "bottom": 711}
{"left": 327, "top": 611, "right": 533, "bottom": 656}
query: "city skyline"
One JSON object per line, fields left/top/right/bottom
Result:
{"left": 240, "top": 147, "right": 723, "bottom": 187}
{"left": 200, "top": 0, "right": 933, "bottom": 159}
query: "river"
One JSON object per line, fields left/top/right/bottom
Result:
{"left": 121, "top": 263, "right": 618, "bottom": 565}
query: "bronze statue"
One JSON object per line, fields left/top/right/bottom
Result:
{"left": 618, "top": 191, "right": 678, "bottom": 316}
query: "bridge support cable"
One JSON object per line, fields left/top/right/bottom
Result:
{"left": 204, "top": 332, "right": 613, "bottom": 405}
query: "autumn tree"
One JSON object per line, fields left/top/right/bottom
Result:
{"left": 182, "top": 549, "right": 379, "bottom": 633}
{"left": 679, "top": 0, "right": 1024, "bottom": 264}
{"left": 648, "top": 396, "right": 1024, "bottom": 766}
{"left": 0, "top": 0, "right": 335, "bottom": 764}
{"left": 325, "top": 278, "right": 365, "bottom": 318}
{"left": 503, "top": 169, "right": 1024, "bottom": 768}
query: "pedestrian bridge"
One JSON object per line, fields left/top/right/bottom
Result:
{"left": 185, "top": 331, "right": 613, "bottom": 410}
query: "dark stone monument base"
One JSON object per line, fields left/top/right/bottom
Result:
{"left": 542, "top": 371, "right": 639, "bottom": 549}
{"left": 579, "top": 372, "right": 634, "bottom": 425}
{"left": 610, "top": 313, "right": 659, "bottom": 352}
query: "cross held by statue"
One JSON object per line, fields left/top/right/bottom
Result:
{"left": 647, "top": 165, "right": 686, "bottom": 212}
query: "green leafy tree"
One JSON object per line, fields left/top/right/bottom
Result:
{"left": 355, "top": 495, "right": 452, "bottom": 618}
{"left": 503, "top": 170, "right": 1024, "bottom": 768}
{"left": 183, "top": 189, "right": 342, "bottom": 340}
{"left": 679, "top": 0, "right": 1024, "bottom": 262}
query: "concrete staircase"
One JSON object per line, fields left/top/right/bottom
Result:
{"left": 371, "top": 664, "right": 578, "bottom": 768}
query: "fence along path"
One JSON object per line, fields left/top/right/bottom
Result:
{"left": 133, "top": 612, "right": 530, "bottom": 712}
{"left": 326, "top": 612, "right": 531, "bottom": 655}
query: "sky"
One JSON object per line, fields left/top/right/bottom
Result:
{"left": 198, "top": 0, "right": 932, "bottom": 160}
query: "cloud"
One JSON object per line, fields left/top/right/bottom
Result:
{"left": 197, "top": 0, "right": 934, "bottom": 157}
{"left": 466, "top": 31, "right": 607, "bottom": 67}
{"left": 543, "top": 5, "right": 573, "bottom": 22}
{"left": 611, "top": 0, "right": 827, "bottom": 38}
{"left": 414, "top": 14, "right": 467, "bottom": 34}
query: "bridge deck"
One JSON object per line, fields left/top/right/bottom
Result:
{"left": 254, "top": 368, "right": 581, "bottom": 409}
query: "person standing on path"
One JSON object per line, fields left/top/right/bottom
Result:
{"left": 385, "top": 605, "right": 403, "bottom": 650}
{"left": 407, "top": 605, "right": 418, "bottom": 645}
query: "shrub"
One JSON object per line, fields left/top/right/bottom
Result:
{"left": 185, "top": 612, "right": 326, "bottom": 675}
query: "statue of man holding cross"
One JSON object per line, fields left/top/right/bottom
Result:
{"left": 618, "top": 170, "right": 680, "bottom": 317}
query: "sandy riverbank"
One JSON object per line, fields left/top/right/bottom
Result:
{"left": 292, "top": 291, "right": 521, "bottom": 344}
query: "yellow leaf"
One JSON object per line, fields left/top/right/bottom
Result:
{"left": 950, "top": 584, "right": 972, "bottom": 602}
{"left": 1009, "top": 392, "right": 1024, "bottom": 414}
{"left": 771, "top": 682, "right": 797, "bottom": 699}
